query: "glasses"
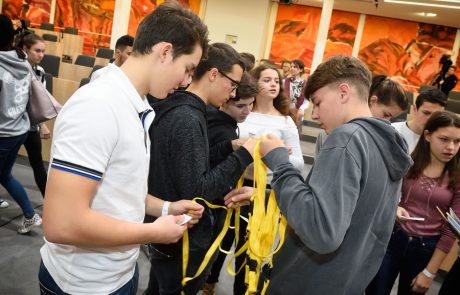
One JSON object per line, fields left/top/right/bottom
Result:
{"left": 218, "top": 70, "right": 240, "bottom": 91}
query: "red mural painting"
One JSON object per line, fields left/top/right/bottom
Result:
{"left": 128, "top": 0, "right": 201, "bottom": 37}
{"left": 324, "top": 10, "right": 359, "bottom": 61}
{"left": 2, "top": 0, "right": 51, "bottom": 24}
{"left": 359, "top": 15, "right": 456, "bottom": 91}
{"left": 270, "top": 5, "right": 359, "bottom": 73}
{"left": 269, "top": 4, "right": 321, "bottom": 72}
{"left": 54, "top": 0, "right": 115, "bottom": 54}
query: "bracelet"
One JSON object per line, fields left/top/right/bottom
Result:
{"left": 161, "top": 201, "right": 170, "bottom": 216}
{"left": 422, "top": 268, "right": 436, "bottom": 279}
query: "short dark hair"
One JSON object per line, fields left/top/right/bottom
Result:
{"left": 193, "top": 43, "right": 245, "bottom": 80}
{"left": 305, "top": 55, "right": 371, "bottom": 102}
{"left": 415, "top": 88, "right": 447, "bottom": 109}
{"left": 370, "top": 75, "right": 408, "bottom": 111}
{"left": 407, "top": 111, "right": 460, "bottom": 189}
{"left": 291, "top": 59, "right": 305, "bottom": 73}
{"left": 240, "top": 52, "right": 255, "bottom": 72}
{"left": 230, "top": 72, "right": 258, "bottom": 102}
{"left": 115, "top": 35, "right": 134, "bottom": 50}
{"left": 251, "top": 64, "right": 290, "bottom": 116}
{"left": 133, "top": 1, "right": 209, "bottom": 60}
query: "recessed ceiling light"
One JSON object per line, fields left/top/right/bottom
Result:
{"left": 384, "top": 0, "right": 460, "bottom": 9}
{"left": 417, "top": 12, "right": 438, "bottom": 17}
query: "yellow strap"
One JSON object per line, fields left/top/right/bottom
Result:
{"left": 244, "top": 137, "right": 288, "bottom": 295}
{"left": 181, "top": 174, "right": 246, "bottom": 291}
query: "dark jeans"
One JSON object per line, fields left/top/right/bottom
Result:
{"left": 438, "top": 256, "right": 460, "bottom": 295}
{"left": 23, "top": 130, "right": 47, "bottom": 197}
{"left": 206, "top": 206, "right": 248, "bottom": 295}
{"left": 366, "top": 225, "right": 439, "bottom": 295}
{"left": 0, "top": 133, "right": 35, "bottom": 218}
{"left": 38, "top": 260, "right": 139, "bottom": 295}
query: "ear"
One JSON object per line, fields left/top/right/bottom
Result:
{"left": 424, "top": 130, "right": 431, "bottom": 142}
{"left": 114, "top": 48, "right": 121, "bottom": 57}
{"left": 155, "top": 42, "right": 173, "bottom": 63}
{"left": 208, "top": 67, "right": 219, "bottom": 82}
{"left": 369, "top": 95, "right": 378, "bottom": 106}
{"left": 338, "top": 83, "right": 351, "bottom": 103}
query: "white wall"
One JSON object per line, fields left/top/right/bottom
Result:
{"left": 203, "top": 0, "right": 272, "bottom": 61}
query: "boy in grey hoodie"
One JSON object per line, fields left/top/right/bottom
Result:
{"left": 254, "top": 56, "right": 413, "bottom": 294}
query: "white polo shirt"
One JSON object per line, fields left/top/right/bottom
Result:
{"left": 40, "top": 64, "right": 154, "bottom": 294}
{"left": 392, "top": 121, "right": 420, "bottom": 153}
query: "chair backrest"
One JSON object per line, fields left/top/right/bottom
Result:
{"left": 449, "top": 90, "right": 460, "bottom": 101}
{"left": 39, "top": 54, "right": 60, "bottom": 77}
{"left": 75, "top": 55, "right": 96, "bottom": 67}
{"left": 44, "top": 73, "right": 53, "bottom": 94}
{"left": 42, "top": 34, "right": 58, "bottom": 42}
{"left": 40, "top": 22, "right": 54, "bottom": 31}
{"left": 63, "top": 27, "right": 78, "bottom": 35}
{"left": 445, "top": 99, "right": 460, "bottom": 114}
{"left": 90, "top": 64, "right": 105, "bottom": 77}
{"left": 79, "top": 77, "right": 91, "bottom": 88}
{"left": 419, "top": 85, "right": 436, "bottom": 93}
{"left": 24, "top": 19, "right": 30, "bottom": 27}
{"left": 96, "top": 48, "right": 114, "bottom": 59}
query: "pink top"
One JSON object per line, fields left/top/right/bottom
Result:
{"left": 399, "top": 175, "right": 460, "bottom": 253}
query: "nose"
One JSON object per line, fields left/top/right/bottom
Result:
{"left": 311, "top": 105, "right": 318, "bottom": 120}
{"left": 180, "top": 74, "right": 192, "bottom": 88}
{"left": 230, "top": 88, "right": 237, "bottom": 98}
{"left": 446, "top": 140, "right": 455, "bottom": 151}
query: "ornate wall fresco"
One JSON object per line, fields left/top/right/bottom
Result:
{"left": 54, "top": 0, "right": 115, "bottom": 54}
{"left": 323, "top": 10, "right": 359, "bottom": 61}
{"left": 359, "top": 15, "right": 456, "bottom": 90}
{"left": 2, "top": 0, "right": 51, "bottom": 24}
{"left": 128, "top": 0, "right": 201, "bottom": 37}
{"left": 269, "top": 4, "right": 321, "bottom": 72}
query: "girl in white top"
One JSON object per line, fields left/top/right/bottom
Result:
{"left": 239, "top": 64, "right": 304, "bottom": 183}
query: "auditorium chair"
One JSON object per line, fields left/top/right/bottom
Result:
{"left": 96, "top": 48, "right": 114, "bottom": 59}
{"left": 40, "top": 22, "right": 54, "bottom": 31}
{"left": 43, "top": 34, "right": 58, "bottom": 42}
{"left": 63, "top": 27, "right": 78, "bottom": 35}
{"left": 39, "top": 54, "right": 60, "bottom": 77}
{"left": 75, "top": 55, "right": 96, "bottom": 67}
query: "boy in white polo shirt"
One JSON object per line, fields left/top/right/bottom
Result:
{"left": 39, "top": 2, "right": 209, "bottom": 294}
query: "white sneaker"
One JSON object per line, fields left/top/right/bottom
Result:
{"left": 18, "top": 213, "right": 42, "bottom": 234}
{"left": 0, "top": 199, "right": 9, "bottom": 208}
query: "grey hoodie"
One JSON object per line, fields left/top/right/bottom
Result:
{"left": 263, "top": 117, "right": 412, "bottom": 295}
{"left": 0, "top": 50, "right": 30, "bottom": 137}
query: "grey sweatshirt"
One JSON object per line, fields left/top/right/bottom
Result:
{"left": 0, "top": 50, "right": 30, "bottom": 137}
{"left": 263, "top": 117, "right": 412, "bottom": 295}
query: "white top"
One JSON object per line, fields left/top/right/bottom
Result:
{"left": 392, "top": 121, "right": 420, "bottom": 154}
{"left": 238, "top": 112, "right": 304, "bottom": 182}
{"left": 40, "top": 64, "right": 154, "bottom": 294}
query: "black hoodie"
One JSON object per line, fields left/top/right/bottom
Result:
{"left": 206, "top": 105, "right": 239, "bottom": 169}
{"left": 148, "top": 90, "right": 253, "bottom": 254}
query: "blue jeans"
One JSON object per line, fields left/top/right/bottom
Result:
{"left": 0, "top": 133, "right": 35, "bottom": 218}
{"left": 366, "top": 225, "right": 439, "bottom": 295}
{"left": 38, "top": 260, "right": 139, "bottom": 295}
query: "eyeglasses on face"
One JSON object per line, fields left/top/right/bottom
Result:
{"left": 218, "top": 69, "right": 240, "bottom": 91}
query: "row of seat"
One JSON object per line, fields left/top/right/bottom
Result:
{"left": 39, "top": 22, "right": 78, "bottom": 35}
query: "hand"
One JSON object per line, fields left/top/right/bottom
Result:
{"left": 40, "top": 124, "right": 51, "bottom": 140}
{"left": 232, "top": 137, "right": 249, "bottom": 151}
{"left": 224, "top": 186, "right": 254, "bottom": 208}
{"left": 259, "top": 134, "right": 286, "bottom": 155}
{"left": 411, "top": 271, "right": 433, "bottom": 293}
{"left": 396, "top": 206, "right": 410, "bottom": 223}
{"left": 241, "top": 137, "right": 257, "bottom": 157}
{"left": 169, "top": 200, "right": 204, "bottom": 228}
{"left": 150, "top": 215, "right": 188, "bottom": 244}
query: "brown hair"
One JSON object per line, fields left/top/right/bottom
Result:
{"left": 133, "top": 0, "right": 209, "bottom": 60}
{"left": 230, "top": 72, "right": 258, "bottom": 101}
{"left": 406, "top": 111, "right": 460, "bottom": 190}
{"left": 305, "top": 55, "right": 371, "bottom": 102}
{"left": 251, "top": 64, "right": 290, "bottom": 116}
{"left": 370, "top": 75, "right": 408, "bottom": 111}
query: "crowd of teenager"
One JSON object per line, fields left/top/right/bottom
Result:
{"left": 1, "top": 1, "right": 460, "bottom": 294}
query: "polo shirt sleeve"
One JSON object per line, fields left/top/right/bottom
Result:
{"left": 50, "top": 96, "right": 118, "bottom": 181}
